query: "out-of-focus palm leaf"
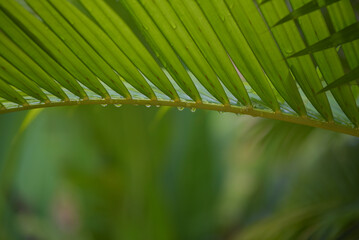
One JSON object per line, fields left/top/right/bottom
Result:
{"left": 0, "top": 0, "right": 358, "bottom": 136}
{"left": 271, "top": 0, "right": 342, "bottom": 27}
{"left": 319, "top": 66, "right": 359, "bottom": 93}
{"left": 288, "top": 21, "right": 359, "bottom": 58}
{"left": 220, "top": 118, "right": 359, "bottom": 239}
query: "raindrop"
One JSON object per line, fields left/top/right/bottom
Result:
{"left": 177, "top": 106, "right": 184, "bottom": 111}
{"left": 190, "top": 107, "right": 196, "bottom": 112}
{"left": 101, "top": 104, "right": 108, "bottom": 107}
{"left": 284, "top": 45, "right": 294, "bottom": 55}
{"left": 114, "top": 104, "right": 122, "bottom": 108}
{"left": 145, "top": 104, "right": 151, "bottom": 108}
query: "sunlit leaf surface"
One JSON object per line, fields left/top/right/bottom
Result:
{"left": 0, "top": 0, "right": 358, "bottom": 136}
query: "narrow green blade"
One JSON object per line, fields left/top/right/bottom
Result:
{"left": 197, "top": 0, "right": 279, "bottom": 111}
{"left": 169, "top": 0, "right": 251, "bottom": 106}
{"left": 272, "top": 0, "right": 341, "bottom": 27}
{"left": 0, "top": 56, "right": 48, "bottom": 102}
{"left": 78, "top": 0, "right": 185, "bottom": 101}
{"left": 0, "top": 31, "right": 68, "bottom": 101}
{"left": 259, "top": 0, "right": 271, "bottom": 4}
{"left": 289, "top": 22, "right": 359, "bottom": 58}
{"left": 327, "top": 0, "right": 359, "bottom": 98}
{"left": 0, "top": 0, "right": 110, "bottom": 99}
{"left": 289, "top": 0, "right": 359, "bottom": 126}
{"left": 26, "top": 0, "right": 131, "bottom": 99}
{"left": 225, "top": 0, "right": 306, "bottom": 115}
{"left": 257, "top": 0, "right": 333, "bottom": 120}
{"left": 129, "top": 0, "right": 229, "bottom": 105}
{"left": 327, "top": 0, "right": 359, "bottom": 70}
{"left": 0, "top": 78, "right": 27, "bottom": 105}
{"left": 0, "top": 10, "right": 87, "bottom": 99}
{"left": 115, "top": 0, "right": 202, "bottom": 102}
{"left": 319, "top": 66, "right": 359, "bottom": 93}
{"left": 51, "top": 0, "right": 176, "bottom": 101}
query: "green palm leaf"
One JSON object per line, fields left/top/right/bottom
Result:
{"left": 0, "top": 0, "right": 359, "bottom": 136}
{"left": 319, "top": 66, "right": 359, "bottom": 93}
{"left": 271, "top": 0, "right": 342, "bottom": 27}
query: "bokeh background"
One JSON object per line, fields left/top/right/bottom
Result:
{"left": 0, "top": 105, "right": 359, "bottom": 240}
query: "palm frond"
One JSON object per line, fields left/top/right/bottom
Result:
{"left": 0, "top": 0, "right": 359, "bottom": 136}
{"left": 319, "top": 66, "right": 359, "bottom": 93}
{"left": 271, "top": 0, "right": 342, "bottom": 27}
{"left": 288, "top": 21, "right": 359, "bottom": 58}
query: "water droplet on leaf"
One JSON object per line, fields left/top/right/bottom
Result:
{"left": 177, "top": 106, "right": 184, "bottom": 111}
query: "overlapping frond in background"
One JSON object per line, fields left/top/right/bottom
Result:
{"left": 0, "top": 0, "right": 359, "bottom": 135}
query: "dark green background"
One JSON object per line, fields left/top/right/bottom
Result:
{"left": 0, "top": 105, "right": 358, "bottom": 239}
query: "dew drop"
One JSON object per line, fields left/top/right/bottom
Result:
{"left": 190, "top": 107, "right": 196, "bottom": 112}
{"left": 171, "top": 23, "right": 177, "bottom": 29}
{"left": 145, "top": 104, "right": 151, "bottom": 108}
{"left": 284, "top": 46, "right": 294, "bottom": 55}
{"left": 177, "top": 106, "right": 184, "bottom": 111}
{"left": 101, "top": 104, "right": 108, "bottom": 107}
{"left": 114, "top": 104, "right": 122, "bottom": 108}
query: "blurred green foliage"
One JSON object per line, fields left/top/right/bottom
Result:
{"left": 0, "top": 106, "right": 358, "bottom": 240}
